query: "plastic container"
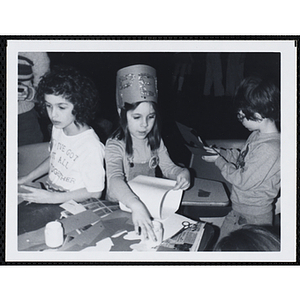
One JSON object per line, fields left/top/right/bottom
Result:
{"left": 44, "top": 221, "right": 64, "bottom": 248}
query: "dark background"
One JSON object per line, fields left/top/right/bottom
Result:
{"left": 45, "top": 52, "right": 280, "bottom": 166}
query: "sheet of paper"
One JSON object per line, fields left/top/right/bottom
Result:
{"left": 80, "top": 237, "right": 113, "bottom": 252}
{"left": 120, "top": 175, "right": 183, "bottom": 220}
{"left": 176, "top": 122, "right": 217, "bottom": 156}
{"left": 60, "top": 200, "right": 86, "bottom": 215}
{"left": 59, "top": 210, "right": 100, "bottom": 234}
{"left": 59, "top": 220, "right": 106, "bottom": 251}
{"left": 176, "top": 122, "right": 204, "bottom": 148}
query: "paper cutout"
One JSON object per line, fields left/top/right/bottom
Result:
{"left": 198, "top": 189, "right": 211, "bottom": 197}
{"left": 18, "top": 204, "right": 201, "bottom": 252}
{"left": 111, "top": 230, "right": 128, "bottom": 238}
{"left": 59, "top": 210, "right": 101, "bottom": 235}
{"left": 124, "top": 222, "right": 163, "bottom": 251}
{"left": 102, "top": 217, "right": 134, "bottom": 236}
{"left": 80, "top": 238, "right": 113, "bottom": 252}
{"left": 122, "top": 231, "right": 159, "bottom": 251}
{"left": 110, "top": 231, "right": 140, "bottom": 251}
{"left": 123, "top": 231, "right": 140, "bottom": 240}
{"left": 60, "top": 198, "right": 117, "bottom": 219}
{"left": 176, "top": 122, "right": 217, "bottom": 156}
{"left": 60, "top": 200, "right": 86, "bottom": 215}
{"left": 176, "top": 122, "right": 204, "bottom": 148}
{"left": 59, "top": 220, "right": 107, "bottom": 251}
{"left": 120, "top": 175, "right": 183, "bottom": 220}
{"left": 130, "top": 242, "right": 157, "bottom": 252}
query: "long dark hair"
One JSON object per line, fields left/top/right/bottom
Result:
{"left": 111, "top": 101, "right": 161, "bottom": 156}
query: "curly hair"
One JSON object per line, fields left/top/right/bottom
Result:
{"left": 233, "top": 76, "right": 280, "bottom": 128}
{"left": 35, "top": 65, "right": 99, "bottom": 126}
{"left": 111, "top": 101, "right": 161, "bottom": 156}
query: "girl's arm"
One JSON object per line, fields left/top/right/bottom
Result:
{"left": 108, "top": 175, "right": 156, "bottom": 241}
{"left": 173, "top": 168, "right": 190, "bottom": 190}
{"left": 105, "top": 139, "right": 142, "bottom": 206}
{"left": 18, "top": 156, "right": 50, "bottom": 184}
{"left": 18, "top": 186, "right": 101, "bottom": 204}
{"left": 105, "top": 139, "right": 156, "bottom": 241}
{"left": 157, "top": 140, "right": 190, "bottom": 190}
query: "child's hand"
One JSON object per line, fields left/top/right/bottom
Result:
{"left": 202, "top": 146, "right": 219, "bottom": 162}
{"left": 203, "top": 146, "right": 218, "bottom": 154}
{"left": 202, "top": 154, "right": 219, "bottom": 162}
{"left": 18, "top": 176, "right": 31, "bottom": 185}
{"left": 18, "top": 185, "right": 53, "bottom": 204}
{"left": 130, "top": 201, "right": 157, "bottom": 242}
{"left": 174, "top": 169, "right": 190, "bottom": 190}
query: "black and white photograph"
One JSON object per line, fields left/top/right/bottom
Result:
{"left": 5, "top": 39, "right": 296, "bottom": 263}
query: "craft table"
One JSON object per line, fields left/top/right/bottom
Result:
{"left": 182, "top": 177, "right": 230, "bottom": 207}
{"left": 179, "top": 177, "right": 231, "bottom": 219}
{"left": 17, "top": 207, "right": 215, "bottom": 252}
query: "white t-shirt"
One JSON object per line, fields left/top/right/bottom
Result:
{"left": 47, "top": 127, "right": 105, "bottom": 193}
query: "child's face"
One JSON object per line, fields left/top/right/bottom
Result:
{"left": 127, "top": 102, "right": 156, "bottom": 140}
{"left": 45, "top": 94, "right": 76, "bottom": 135}
{"left": 237, "top": 110, "right": 261, "bottom": 132}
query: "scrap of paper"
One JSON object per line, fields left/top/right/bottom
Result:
{"left": 124, "top": 231, "right": 161, "bottom": 251}
{"left": 198, "top": 189, "right": 211, "bottom": 197}
{"left": 60, "top": 199, "right": 86, "bottom": 215}
{"left": 80, "top": 237, "right": 113, "bottom": 252}
{"left": 59, "top": 220, "right": 106, "bottom": 251}
{"left": 59, "top": 210, "right": 100, "bottom": 235}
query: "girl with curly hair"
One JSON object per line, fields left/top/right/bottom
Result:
{"left": 18, "top": 66, "right": 105, "bottom": 204}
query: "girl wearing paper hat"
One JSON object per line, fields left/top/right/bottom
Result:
{"left": 105, "top": 64, "right": 190, "bottom": 241}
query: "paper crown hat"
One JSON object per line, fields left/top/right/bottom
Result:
{"left": 116, "top": 64, "right": 158, "bottom": 109}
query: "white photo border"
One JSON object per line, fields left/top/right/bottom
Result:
{"left": 5, "top": 39, "right": 297, "bottom": 263}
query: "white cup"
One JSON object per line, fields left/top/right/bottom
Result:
{"left": 44, "top": 221, "right": 64, "bottom": 248}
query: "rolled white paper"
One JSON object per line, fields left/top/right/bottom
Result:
{"left": 121, "top": 175, "right": 183, "bottom": 220}
{"left": 44, "top": 221, "right": 64, "bottom": 248}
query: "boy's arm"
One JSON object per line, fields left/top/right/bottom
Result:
{"left": 215, "top": 143, "right": 279, "bottom": 190}
{"left": 18, "top": 156, "right": 50, "bottom": 184}
{"left": 219, "top": 147, "right": 240, "bottom": 162}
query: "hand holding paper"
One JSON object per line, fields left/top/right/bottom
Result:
{"left": 176, "top": 122, "right": 218, "bottom": 156}
{"left": 202, "top": 146, "right": 219, "bottom": 162}
{"left": 174, "top": 168, "right": 190, "bottom": 190}
{"left": 130, "top": 200, "right": 156, "bottom": 241}
{"left": 120, "top": 175, "right": 183, "bottom": 220}
{"left": 18, "top": 185, "right": 53, "bottom": 204}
